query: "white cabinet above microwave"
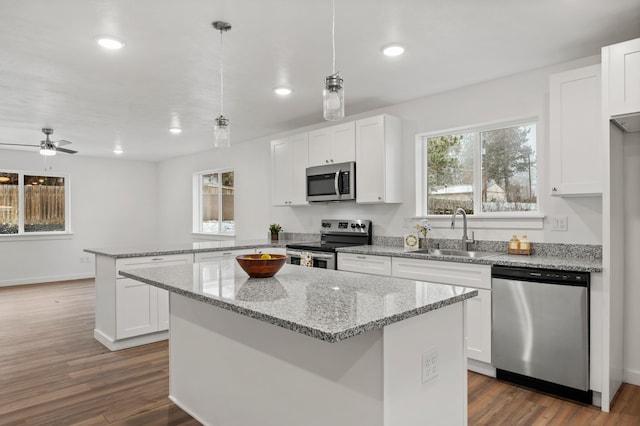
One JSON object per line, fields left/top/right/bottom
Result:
{"left": 308, "top": 122, "right": 355, "bottom": 167}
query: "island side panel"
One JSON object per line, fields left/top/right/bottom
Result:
{"left": 383, "top": 301, "right": 467, "bottom": 426}
{"left": 168, "top": 293, "right": 385, "bottom": 426}
{"left": 94, "top": 254, "right": 117, "bottom": 343}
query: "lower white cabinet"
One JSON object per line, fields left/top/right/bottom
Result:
{"left": 391, "top": 257, "right": 492, "bottom": 365}
{"left": 337, "top": 253, "right": 392, "bottom": 276}
{"left": 116, "top": 278, "right": 164, "bottom": 338}
{"left": 94, "top": 253, "right": 193, "bottom": 351}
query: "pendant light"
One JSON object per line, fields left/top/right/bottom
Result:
{"left": 213, "top": 21, "right": 231, "bottom": 148}
{"left": 323, "top": 0, "right": 344, "bottom": 121}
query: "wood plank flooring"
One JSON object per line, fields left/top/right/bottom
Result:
{"left": 1, "top": 279, "right": 639, "bottom": 425}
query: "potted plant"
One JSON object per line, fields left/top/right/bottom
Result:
{"left": 269, "top": 224, "right": 282, "bottom": 241}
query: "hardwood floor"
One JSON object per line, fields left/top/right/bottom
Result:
{"left": 1, "top": 279, "right": 639, "bottom": 425}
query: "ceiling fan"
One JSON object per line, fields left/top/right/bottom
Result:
{"left": 0, "top": 128, "right": 78, "bottom": 156}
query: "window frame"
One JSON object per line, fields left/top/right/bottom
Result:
{"left": 0, "top": 169, "right": 71, "bottom": 238}
{"left": 415, "top": 117, "right": 544, "bottom": 229}
{"left": 192, "top": 168, "right": 235, "bottom": 237}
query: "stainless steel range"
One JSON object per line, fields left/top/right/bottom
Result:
{"left": 286, "top": 219, "right": 372, "bottom": 269}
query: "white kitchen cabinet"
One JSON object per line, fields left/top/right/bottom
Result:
{"left": 355, "top": 114, "right": 402, "bottom": 203}
{"left": 308, "top": 121, "right": 355, "bottom": 167}
{"left": 116, "top": 278, "right": 160, "bottom": 339}
{"left": 337, "top": 253, "right": 392, "bottom": 276}
{"left": 94, "top": 253, "right": 193, "bottom": 350}
{"left": 271, "top": 133, "right": 309, "bottom": 206}
{"left": 549, "top": 64, "right": 602, "bottom": 196}
{"left": 392, "top": 257, "right": 492, "bottom": 366}
{"left": 194, "top": 248, "right": 256, "bottom": 263}
{"left": 607, "top": 37, "right": 640, "bottom": 117}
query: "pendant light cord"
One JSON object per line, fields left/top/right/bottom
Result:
{"left": 332, "top": 0, "right": 336, "bottom": 74}
{"left": 219, "top": 29, "right": 224, "bottom": 115}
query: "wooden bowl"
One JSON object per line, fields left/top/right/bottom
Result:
{"left": 235, "top": 254, "right": 287, "bottom": 278}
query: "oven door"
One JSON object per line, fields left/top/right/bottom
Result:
{"left": 286, "top": 250, "right": 336, "bottom": 269}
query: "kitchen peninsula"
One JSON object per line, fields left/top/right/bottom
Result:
{"left": 121, "top": 260, "right": 477, "bottom": 426}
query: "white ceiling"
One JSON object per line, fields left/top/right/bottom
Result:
{"left": 0, "top": 0, "right": 639, "bottom": 162}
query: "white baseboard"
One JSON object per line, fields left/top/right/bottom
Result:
{"left": 623, "top": 367, "right": 640, "bottom": 386}
{"left": 0, "top": 273, "right": 95, "bottom": 287}
{"left": 468, "top": 359, "right": 496, "bottom": 377}
{"left": 94, "top": 329, "right": 168, "bottom": 351}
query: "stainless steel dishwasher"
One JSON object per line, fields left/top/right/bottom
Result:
{"left": 492, "top": 265, "right": 592, "bottom": 403}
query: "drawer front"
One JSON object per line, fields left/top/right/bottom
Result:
{"left": 194, "top": 249, "right": 256, "bottom": 263}
{"left": 391, "top": 257, "right": 491, "bottom": 289}
{"left": 337, "top": 253, "right": 392, "bottom": 276}
{"left": 116, "top": 254, "right": 193, "bottom": 278}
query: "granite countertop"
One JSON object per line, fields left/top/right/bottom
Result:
{"left": 336, "top": 245, "right": 602, "bottom": 272}
{"left": 120, "top": 261, "right": 478, "bottom": 343}
{"left": 84, "top": 239, "right": 288, "bottom": 258}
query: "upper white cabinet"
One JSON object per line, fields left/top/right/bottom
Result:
{"left": 606, "top": 37, "right": 640, "bottom": 117}
{"left": 271, "top": 133, "right": 309, "bottom": 206}
{"left": 549, "top": 64, "right": 602, "bottom": 196}
{"left": 355, "top": 114, "right": 402, "bottom": 203}
{"left": 308, "top": 121, "right": 355, "bottom": 167}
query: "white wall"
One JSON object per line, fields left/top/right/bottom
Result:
{"left": 156, "top": 138, "right": 271, "bottom": 243}
{"left": 623, "top": 131, "right": 640, "bottom": 385}
{"left": 0, "top": 150, "right": 158, "bottom": 286}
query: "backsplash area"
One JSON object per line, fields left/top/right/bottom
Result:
{"left": 283, "top": 233, "right": 602, "bottom": 261}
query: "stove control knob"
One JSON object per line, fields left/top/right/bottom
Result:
{"left": 351, "top": 223, "right": 356, "bottom": 228}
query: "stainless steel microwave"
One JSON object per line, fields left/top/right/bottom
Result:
{"left": 306, "top": 161, "right": 356, "bottom": 202}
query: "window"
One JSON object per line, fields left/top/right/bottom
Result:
{"left": 0, "top": 171, "right": 70, "bottom": 235}
{"left": 193, "top": 169, "right": 234, "bottom": 234}
{"left": 417, "top": 120, "right": 537, "bottom": 216}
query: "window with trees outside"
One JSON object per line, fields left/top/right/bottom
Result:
{"left": 193, "top": 169, "right": 235, "bottom": 234}
{"left": 417, "top": 120, "right": 537, "bottom": 216}
{"left": 0, "top": 171, "right": 70, "bottom": 235}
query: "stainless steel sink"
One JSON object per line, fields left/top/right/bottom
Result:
{"left": 414, "top": 248, "right": 499, "bottom": 258}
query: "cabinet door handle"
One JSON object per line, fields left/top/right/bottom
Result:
{"left": 357, "top": 256, "right": 366, "bottom": 259}
{"left": 552, "top": 187, "right": 558, "bottom": 192}
{"left": 152, "top": 258, "right": 164, "bottom": 261}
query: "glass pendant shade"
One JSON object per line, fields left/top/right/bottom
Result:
{"left": 323, "top": 73, "right": 344, "bottom": 121}
{"left": 213, "top": 115, "right": 230, "bottom": 148}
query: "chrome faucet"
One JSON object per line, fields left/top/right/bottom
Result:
{"left": 451, "top": 208, "right": 475, "bottom": 251}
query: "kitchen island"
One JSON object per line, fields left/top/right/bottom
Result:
{"left": 121, "top": 260, "right": 477, "bottom": 426}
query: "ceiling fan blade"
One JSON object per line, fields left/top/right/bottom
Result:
{"left": 0, "top": 142, "right": 38, "bottom": 147}
{"left": 55, "top": 147, "right": 78, "bottom": 154}
{"left": 53, "top": 139, "right": 72, "bottom": 147}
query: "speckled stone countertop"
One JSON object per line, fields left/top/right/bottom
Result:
{"left": 120, "top": 261, "right": 478, "bottom": 343}
{"left": 336, "top": 245, "right": 602, "bottom": 272}
{"left": 84, "top": 239, "right": 289, "bottom": 258}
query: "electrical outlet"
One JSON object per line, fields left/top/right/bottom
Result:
{"left": 422, "top": 348, "right": 439, "bottom": 383}
{"left": 550, "top": 216, "right": 568, "bottom": 231}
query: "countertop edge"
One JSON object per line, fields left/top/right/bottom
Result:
{"left": 119, "top": 269, "right": 478, "bottom": 343}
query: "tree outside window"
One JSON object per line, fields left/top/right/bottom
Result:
{"left": 421, "top": 121, "right": 537, "bottom": 216}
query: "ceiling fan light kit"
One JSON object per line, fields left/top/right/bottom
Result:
{"left": 212, "top": 21, "right": 231, "bottom": 149}
{"left": 323, "top": 0, "right": 345, "bottom": 121}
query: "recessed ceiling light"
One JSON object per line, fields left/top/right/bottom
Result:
{"left": 274, "top": 87, "right": 292, "bottom": 96}
{"left": 169, "top": 127, "right": 182, "bottom": 134}
{"left": 113, "top": 148, "right": 124, "bottom": 154}
{"left": 382, "top": 44, "right": 405, "bottom": 57}
{"left": 95, "top": 36, "right": 126, "bottom": 50}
